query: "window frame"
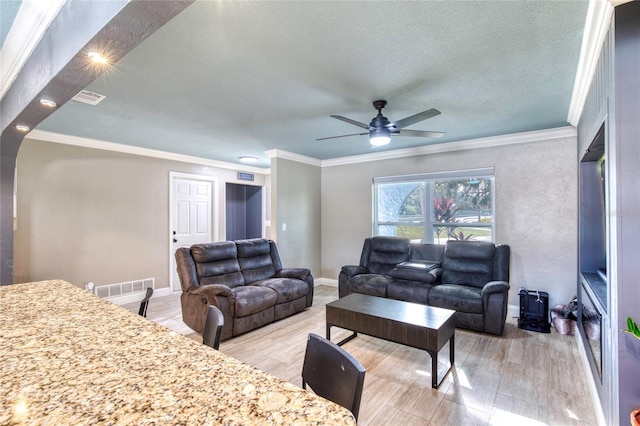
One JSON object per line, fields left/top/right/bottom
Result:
{"left": 373, "top": 168, "right": 495, "bottom": 243}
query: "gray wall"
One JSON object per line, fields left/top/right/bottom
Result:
{"left": 16, "top": 131, "right": 577, "bottom": 311}
{"left": 15, "top": 138, "right": 265, "bottom": 289}
{"left": 321, "top": 134, "right": 578, "bottom": 309}
{"left": 270, "top": 157, "right": 321, "bottom": 275}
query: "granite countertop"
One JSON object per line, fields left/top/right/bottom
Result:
{"left": 0, "top": 280, "right": 355, "bottom": 425}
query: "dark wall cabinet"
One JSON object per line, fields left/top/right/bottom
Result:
{"left": 577, "top": 3, "right": 640, "bottom": 424}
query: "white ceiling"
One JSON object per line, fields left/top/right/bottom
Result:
{"left": 15, "top": 1, "right": 589, "bottom": 168}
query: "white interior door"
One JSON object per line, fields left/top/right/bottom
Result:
{"left": 170, "top": 174, "right": 216, "bottom": 292}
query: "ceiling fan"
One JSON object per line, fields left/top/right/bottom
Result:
{"left": 317, "top": 100, "right": 445, "bottom": 146}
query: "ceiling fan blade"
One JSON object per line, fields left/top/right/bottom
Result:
{"left": 395, "top": 129, "right": 445, "bottom": 138}
{"left": 330, "top": 115, "right": 371, "bottom": 130}
{"left": 316, "top": 132, "right": 368, "bottom": 141}
{"left": 390, "top": 108, "right": 441, "bottom": 130}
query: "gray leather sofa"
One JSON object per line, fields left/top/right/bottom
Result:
{"left": 176, "top": 238, "right": 313, "bottom": 340}
{"left": 339, "top": 237, "right": 511, "bottom": 335}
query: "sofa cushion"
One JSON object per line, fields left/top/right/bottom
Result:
{"left": 428, "top": 284, "right": 483, "bottom": 314}
{"left": 191, "top": 242, "right": 245, "bottom": 288}
{"left": 387, "top": 279, "right": 433, "bottom": 304}
{"left": 346, "top": 274, "right": 390, "bottom": 297}
{"left": 250, "top": 278, "right": 308, "bottom": 304}
{"left": 231, "top": 286, "right": 278, "bottom": 317}
{"left": 441, "top": 241, "right": 496, "bottom": 289}
{"left": 191, "top": 241, "right": 237, "bottom": 263}
{"left": 366, "top": 237, "right": 411, "bottom": 275}
{"left": 409, "top": 243, "right": 445, "bottom": 262}
{"left": 237, "top": 239, "right": 277, "bottom": 283}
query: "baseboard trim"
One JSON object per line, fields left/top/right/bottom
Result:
{"left": 315, "top": 278, "right": 338, "bottom": 287}
{"left": 507, "top": 303, "right": 519, "bottom": 320}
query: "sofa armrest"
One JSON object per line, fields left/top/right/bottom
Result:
{"left": 276, "top": 268, "right": 314, "bottom": 307}
{"left": 191, "top": 283, "right": 233, "bottom": 297}
{"left": 180, "top": 285, "right": 234, "bottom": 336}
{"left": 188, "top": 284, "right": 235, "bottom": 337}
{"left": 390, "top": 265, "right": 440, "bottom": 284}
{"left": 341, "top": 265, "right": 368, "bottom": 279}
{"left": 338, "top": 265, "right": 370, "bottom": 298}
{"left": 481, "top": 280, "right": 510, "bottom": 296}
{"left": 276, "top": 268, "right": 311, "bottom": 281}
{"left": 481, "top": 280, "right": 510, "bottom": 335}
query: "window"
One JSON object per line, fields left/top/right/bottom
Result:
{"left": 373, "top": 168, "right": 494, "bottom": 243}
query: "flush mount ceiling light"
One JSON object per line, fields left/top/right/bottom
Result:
{"left": 16, "top": 124, "right": 30, "bottom": 132}
{"left": 239, "top": 156, "right": 259, "bottom": 163}
{"left": 39, "top": 98, "right": 57, "bottom": 108}
{"left": 88, "top": 51, "right": 109, "bottom": 65}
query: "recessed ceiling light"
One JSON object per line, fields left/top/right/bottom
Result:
{"left": 88, "top": 51, "right": 109, "bottom": 65}
{"left": 16, "top": 124, "right": 30, "bottom": 132}
{"left": 239, "top": 156, "right": 259, "bottom": 163}
{"left": 40, "top": 98, "right": 57, "bottom": 108}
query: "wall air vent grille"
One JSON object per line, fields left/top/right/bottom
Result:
{"left": 72, "top": 90, "right": 106, "bottom": 105}
{"left": 95, "top": 278, "right": 154, "bottom": 299}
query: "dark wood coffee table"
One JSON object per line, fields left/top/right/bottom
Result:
{"left": 326, "top": 293, "right": 456, "bottom": 389}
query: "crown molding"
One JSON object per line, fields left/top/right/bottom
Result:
{"left": 321, "top": 126, "right": 576, "bottom": 167}
{"left": 0, "top": 0, "right": 66, "bottom": 100}
{"left": 567, "top": 0, "right": 615, "bottom": 125}
{"left": 27, "top": 130, "right": 269, "bottom": 175}
{"left": 264, "top": 149, "right": 323, "bottom": 167}
{"left": 28, "top": 126, "right": 575, "bottom": 172}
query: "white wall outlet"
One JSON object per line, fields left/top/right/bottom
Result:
{"left": 282, "top": 223, "right": 287, "bottom": 231}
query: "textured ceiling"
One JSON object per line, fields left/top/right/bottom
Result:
{"left": 0, "top": 0, "right": 22, "bottom": 49}
{"left": 31, "top": 1, "right": 588, "bottom": 168}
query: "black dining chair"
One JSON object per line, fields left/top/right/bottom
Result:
{"left": 138, "top": 287, "right": 153, "bottom": 317}
{"left": 301, "top": 333, "right": 366, "bottom": 421}
{"left": 203, "top": 305, "right": 224, "bottom": 350}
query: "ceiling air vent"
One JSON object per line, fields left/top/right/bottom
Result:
{"left": 72, "top": 89, "right": 106, "bottom": 105}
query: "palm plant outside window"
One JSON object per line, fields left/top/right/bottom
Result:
{"left": 373, "top": 169, "right": 494, "bottom": 243}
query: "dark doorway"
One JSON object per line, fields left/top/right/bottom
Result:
{"left": 226, "top": 183, "right": 262, "bottom": 241}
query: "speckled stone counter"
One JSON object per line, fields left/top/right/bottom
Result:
{"left": 0, "top": 280, "right": 355, "bottom": 425}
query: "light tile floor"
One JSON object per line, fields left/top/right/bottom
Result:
{"left": 122, "top": 286, "right": 599, "bottom": 425}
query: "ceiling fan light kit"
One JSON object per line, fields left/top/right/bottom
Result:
{"left": 319, "top": 100, "right": 444, "bottom": 146}
{"left": 369, "top": 128, "right": 391, "bottom": 146}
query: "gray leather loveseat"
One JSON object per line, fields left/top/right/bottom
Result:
{"left": 339, "top": 237, "right": 510, "bottom": 335}
{"left": 176, "top": 238, "right": 313, "bottom": 340}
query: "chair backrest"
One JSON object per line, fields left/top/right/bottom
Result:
{"left": 301, "top": 333, "right": 366, "bottom": 421}
{"left": 203, "top": 305, "right": 224, "bottom": 350}
{"left": 138, "top": 287, "right": 153, "bottom": 317}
